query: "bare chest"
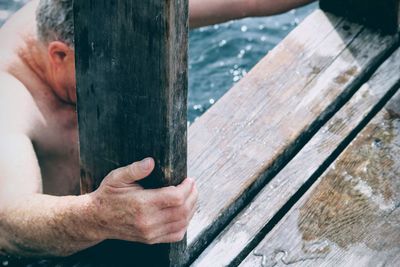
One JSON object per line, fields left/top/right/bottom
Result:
{"left": 32, "top": 107, "right": 80, "bottom": 196}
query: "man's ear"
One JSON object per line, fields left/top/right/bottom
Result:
{"left": 48, "top": 41, "right": 72, "bottom": 67}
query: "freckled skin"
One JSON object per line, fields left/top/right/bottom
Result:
{"left": 0, "top": 0, "right": 314, "bottom": 259}
{"left": 0, "top": 1, "right": 198, "bottom": 258}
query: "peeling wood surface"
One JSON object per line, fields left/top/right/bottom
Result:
{"left": 186, "top": 9, "right": 399, "bottom": 262}
{"left": 240, "top": 91, "right": 400, "bottom": 267}
{"left": 193, "top": 46, "right": 400, "bottom": 267}
{"left": 320, "top": 0, "right": 400, "bottom": 34}
{"left": 74, "top": 0, "right": 188, "bottom": 266}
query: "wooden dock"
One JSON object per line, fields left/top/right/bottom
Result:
{"left": 187, "top": 8, "right": 400, "bottom": 267}
{"left": 1, "top": 1, "right": 399, "bottom": 267}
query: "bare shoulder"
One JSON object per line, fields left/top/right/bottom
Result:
{"left": 0, "top": 72, "right": 40, "bottom": 137}
{"left": 0, "top": 72, "right": 43, "bottom": 197}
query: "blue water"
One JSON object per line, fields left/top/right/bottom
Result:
{"left": 0, "top": 0, "right": 317, "bottom": 123}
{"left": 188, "top": 3, "right": 317, "bottom": 122}
{"left": 0, "top": 1, "right": 317, "bottom": 266}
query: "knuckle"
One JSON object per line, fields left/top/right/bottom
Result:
{"left": 143, "top": 231, "right": 153, "bottom": 242}
{"left": 170, "top": 221, "right": 182, "bottom": 233}
{"left": 166, "top": 185, "right": 176, "bottom": 192}
{"left": 179, "top": 219, "right": 188, "bottom": 228}
{"left": 173, "top": 192, "right": 185, "bottom": 206}
{"left": 182, "top": 203, "right": 191, "bottom": 216}
{"left": 174, "top": 230, "right": 186, "bottom": 242}
{"left": 141, "top": 228, "right": 152, "bottom": 241}
{"left": 140, "top": 235, "right": 152, "bottom": 244}
{"left": 168, "top": 230, "right": 186, "bottom": 243}
{"left": 173, "top": 220, "right": 187, "bottom": 233}
{"left": 167, "top": 187, "right": 184, "bottom": 206}
{"left": 145, "top": 238, "right": 156, "bottom": 245}
{"left": 107, "top": 169, "right": 118, "bottom": 180}
{"left": 175, "top": 205, "right": 190, "bottom": 221}
{"left": 138, "top": 220, "right": 157, "bottom": 242}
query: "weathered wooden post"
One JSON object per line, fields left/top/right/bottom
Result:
{"left": 74, "top": 0, "right": 188, "bottom": 266}
{"left": 320, "top": 0, "right": 400, "bottom": 34}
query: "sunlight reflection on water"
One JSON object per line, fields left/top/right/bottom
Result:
{"left": 0, "top": 0, "right": 317, "bottom": 123}
{"left": 0, "top": 1, "right": 317, "bottom": 266}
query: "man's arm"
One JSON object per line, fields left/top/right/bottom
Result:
{"left": 0, "top": 134, "right": 97, "bottom": 257}
{"left": 189, "top": 0, "right": 316, "bottom": 28}
{"left": 0, "top": 134, "right": 197, "bottom": 258}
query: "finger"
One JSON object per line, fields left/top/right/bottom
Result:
{"left": 161, "top": 182, "right": 198, "bottom": 222}
{"left": 153, "top": 229, "right": 187, "bottom": 244}
{"left": 109, "top": 158, "right": 155, "bottom": 185}
{"left": 187, "top": 183, "right": 198, "bottom": 221}
{"left": 146, "top": 178, "right": 195, "bottom": 209}
{"left": 144, "top": 219, "right": 188, "bottom": 244}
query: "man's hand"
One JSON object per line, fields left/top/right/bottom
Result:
{"left": 0, "top": 151, "right": 197, "bottom": 257}
{"left": 92, "top": 158, "right": 198, "bottom": 244}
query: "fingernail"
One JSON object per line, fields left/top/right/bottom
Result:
{"left": 140, "top": 158, "right": 152, "bottom": 171}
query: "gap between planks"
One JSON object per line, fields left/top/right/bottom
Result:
{"left": 239, "top": 89, "right": 400, "bottom": 267}
{"left": 185, "top": 9, "right": 399, "bottom": 265}
{"left": 192, "top": 44, "right": 400, "bottom": 267}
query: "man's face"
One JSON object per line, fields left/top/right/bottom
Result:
{"left": 48, "top": 41, "right": 77, "bottom": 104}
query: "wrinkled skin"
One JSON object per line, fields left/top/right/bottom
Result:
{"left": 0, "top": 0, "right": 314, "bottom": 258}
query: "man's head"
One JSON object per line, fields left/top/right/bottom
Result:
{"left": 36, "top": 0, "right": 76, "bottom": 103}
{"left": 36, "top": 0, "right": 74, "bottom": 48}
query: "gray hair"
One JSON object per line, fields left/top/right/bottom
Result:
{"left": 36, "top": 0, "right": 74, "bottom": 48}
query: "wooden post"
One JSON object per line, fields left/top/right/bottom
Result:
{"left": 320, "top": 0, "right": 400, "bottom": 34}
{"left": 74, "top": 0, "right": 188, "bottom": 266}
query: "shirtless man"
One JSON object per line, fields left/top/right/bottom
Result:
{"left": 0, "top": 0, "right": 314, "bottom": 258}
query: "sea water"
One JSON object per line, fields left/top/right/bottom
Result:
{"left": 0, "top": 0, "right": 317, "bottom": 123}
{"left": 188, "top": 3, "right": 317, "bottom": 122}
{"left": 0, "top": 1, "right": 317, "bottom": 266}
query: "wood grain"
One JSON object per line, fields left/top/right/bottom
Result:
{"left": 320, "top": 0, "right": 400, "bottom": 34}
{"left": 185, "top": 9, "right": 399, "bottom": 263}
{"left": 240, "top": 90, "right": 400, "bottom": 267}
{"left": 74, "top": 0, "right": 188, "bottom": 266}
{"left": 193, "top": 45, "right": 400, "bottom": 267}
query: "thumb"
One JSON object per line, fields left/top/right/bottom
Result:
{"left": 109, "top": 157, "right": 155, "bottom": 185}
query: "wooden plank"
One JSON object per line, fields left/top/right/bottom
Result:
{"left": 185, "top": 9, "right": 399, "bottom": 263}
{"left": 240, "top": 90, "right": 400, "bottom": 267}
{"left": 320, "top": 0, "right": 400, "bottom": 34}
{"left": 193, "top": 45, "right": 400, "bottom": 267}
{"left": 74, "top": 0, "right": 188, "bottom": 266}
